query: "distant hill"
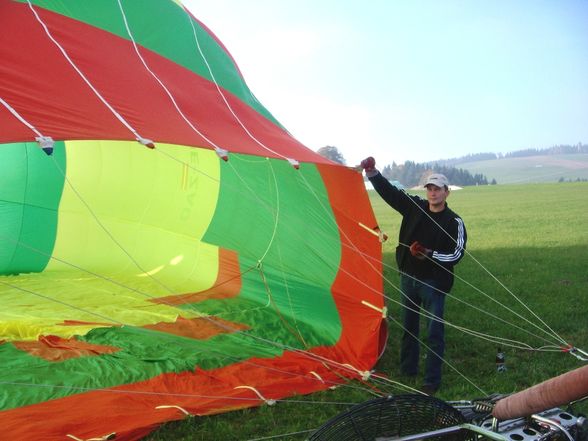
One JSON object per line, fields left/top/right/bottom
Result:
{"left": 374, "top": 145, "right": 588, "bottom": 186}
{"left": 456, "top": 153, "right": 588, "bottom": 184}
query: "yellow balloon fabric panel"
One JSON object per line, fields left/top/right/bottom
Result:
{"left": 3, "top": 141, "right": 221, "bottom": 340}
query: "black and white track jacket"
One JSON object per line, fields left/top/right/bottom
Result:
{"left": 369, "top": 172, "right": 467, "bottom": 293}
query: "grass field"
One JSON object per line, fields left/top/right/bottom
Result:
{"left": 146, "top": 182, "right": 588, "bottom": 440}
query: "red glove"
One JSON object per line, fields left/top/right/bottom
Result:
{"left": 409, "top": 241, "right": 431, "bottom": 260}
{"left": 359, "top": 156, "right": 376, "bottom": 173}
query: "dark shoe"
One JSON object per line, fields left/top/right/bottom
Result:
{"left": 420, "top": 384, "right": 439, "bottom": 395}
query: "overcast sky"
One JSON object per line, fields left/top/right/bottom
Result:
{"left": 184, "top": 0, "right": 588, "bottom": 166}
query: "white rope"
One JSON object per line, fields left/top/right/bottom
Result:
{"left": 369, "top": 372, "right": 427, "bottom": 395}
{"left": 246, "top": 428, "right": 316, "bottom": 441}
{"left": 66, "top": 433, "right": 116, "bottom": 441}
{"left": 25, "top": 0, "right": 146, "bottom": 143}
{"left": 115, "top": 0, "right": 222, "bottom": 150}
{"left": 39, "top": 153, "right": 576, "bottom": 380}
{"left": 306, "top": 170, "right": 568, "bottom": 350}
{"left": 1, "top": 273, "right": 390, "bottom": 399}
{"left": 1, "top": 262, "right": 385, "bottom": 396}
{"left": 347, "top": 243, "right": 563, "bottom": 351}
{"left": 0, "top": 279, "right": 122, "bottom": 326}
{"left": 218, "top": 161, "right": 569, "bottom": 366}
{"left": 0, "top": 246, "right": 386, "bottom": 400}
{"left": 361, "top": 300, "right": 388, "bottom": 318}
{"left": 275, "top": 234, "right": 309, "bottom": 343}
{"left": 465, "top": 247, "right": 568, "bottom": 345}
{"left": 0, "top": 149, "right": 374, "bottom": 390}
{"left": 391, "top": 256, "right": 563, "bottom": 348}
{"left": 154, "top": 405, "right": 191, "bottom": 416}
{"left": 293, "top": 172, "right": 571, "bottom": 385}
{"left": 0, "top": 380, "right": 366, "bottom": 406}
{"left": 48, "top": 155, "right": 176, "bottom": 295}
{"left": 234, "top": 386, "right": 276, "bottom": 405}
{"left": 384, "top": 272, "right": 559, "bottom": 351}
{"left": 387, "top": 314, "right": 488, "bottom": 395}
{"left": 396, "top": 242, "right": 566, "bottom": 347}
{"left": 394, "top": 183, "right": 568, "bottom": 346}
{"left": 256, "top": 159, "right": 281, "bottom": 264}
{"left": 2, "top": 142, "right": 579, "bottom": 408}
{"left": 4, "top": 1, "right": 552, "bottom": 418}
{"left": 0, "top": 96, "right": 43, "bottom": 137}
{"left": 340, "top": 241, "right": 552, "bottom": 353}
{"left": 24, "top": 0, "right": 567, "bottom": 358}
{"left": 183, "top": 6, "right": 290, "bottom": 161}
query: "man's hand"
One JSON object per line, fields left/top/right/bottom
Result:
{"left": 356, "top": 157, "right": 378, "bottom": 176}
{"left": 409, "top": 241, "right": 432, "bottom": 260}
{"left": 360, "top": 157, "right": 376, "bottom": 172}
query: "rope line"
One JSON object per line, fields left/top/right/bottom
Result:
{"left": 272, "top": 231, "right": 309, "bottom": 346}
{"left": 257, "top": 264, "right": 309, "bottom": 349}
{"left": 0, "top": 280, "right": 122, "bottom": 327}
{"left": 257, "top": 159, "right": 281, "bottom": 264}
{"left": 48, "top": 155, "right": 177, "bottom": 296}
{"left": 344, "top": 243, "right": 563, "bottom": 351}
{"left": 184, "top": 8, "right": 289, "bottom": 160}
{"left": 3, "top": 150, "right": 576, "bottom": 404}
{"left": 2, "top": 147, "right": 579, "bottom": 438}
{"left": 0, "top": 381, "right": 362, "bottom": 406}
{"left": 115, "top": 0, "right": 221, "bottom": 150}
{"left": 295, "top": 172, "right": 564, "bottom": 377}
{"left": 0, "top": 183, "right": 386, "bottom": 398}
{"left": 396, "top": 242, "right": 565, "bottom": 347}
{"left": 387, "top": 314, "right": 488, "bottom": 396}
{"left": 0, "top": 274, "right": 390, "bottom": 398}
{"left": 0, "top": 246, "right": 392, "bottom": 399}
{"left": 25, "top": 1, "right": 146, "bottom": 143}
{"left": 4, "top": 3, "right": 580, "bottom": 412}
{"left": 246, "top": 428, "right": 316, "bottom": 441}
{"left": 0, "top": 96, "right": 43, "bottom": 138}
{"left": 3, "top": 149, "right": 576, "bottom": 398}
{"left": 4, "top": 5, "right": 579, "bottom": 437}
{"left": 392, "top": 183, "right": 568, "bottom": 346}
{"left": 23, "top": 0, "right": 571, "bottom": 355}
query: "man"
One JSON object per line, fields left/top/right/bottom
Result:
{"left": 360, "top": 157, "right": 467, "bottom": 395}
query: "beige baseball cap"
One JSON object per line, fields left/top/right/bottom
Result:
{"left": 424, "top": 173, "right": 449, "bottom": 188}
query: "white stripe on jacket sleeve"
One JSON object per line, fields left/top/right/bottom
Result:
{"left": 432, "top": 218, "right": 465, "bottom": 263}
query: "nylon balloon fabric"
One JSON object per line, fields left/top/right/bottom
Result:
{"left": 0, "top": 1, "right": 384, "bottom": 439}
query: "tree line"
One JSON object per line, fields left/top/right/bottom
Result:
{"left": 503, "top": 142, "right": 587, "bottom": 158}
{"left": 316, "top": 146, "right": 490, "bottom": 187}
{"left": 381, "top": 161, "right": 491, "bottom": 187}
{"left": 316, "top": 142, "right": 587, "bottom": 187}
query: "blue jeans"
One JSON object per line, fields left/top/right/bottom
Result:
{"left": 399, "top": 274, "right": 446, "bottom": 387}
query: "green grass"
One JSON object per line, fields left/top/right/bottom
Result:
{"left": 146, "top": 182, "right": 588, "bottom": 440}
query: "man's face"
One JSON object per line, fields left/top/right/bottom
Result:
{"left": 426, "top": 184, "right": 449, "bottom": 208}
